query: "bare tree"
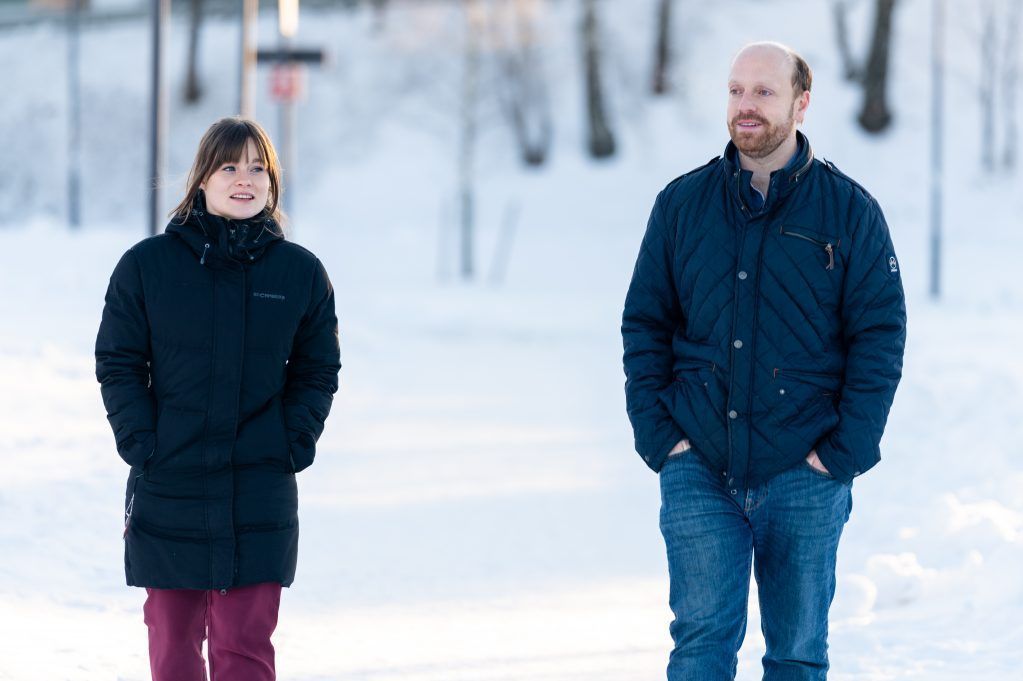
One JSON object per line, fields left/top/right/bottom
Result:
{"left": 857, "top": 0, "right": 898, "bottom": 133}
{"left": 980, "top": 1, "right": 998, "bottom": 170}
{"left": 496, "top": 0, "right": 553, "bottom": 166}
{"left": 582, "top": 0, "right": 615, "bottom": 158}
{"left": 976, "top": 0, "right": 1022, "bottom": 172}
{"left": 1001, "top": 0, "right": 1021, "bottom": 169}
{"left": 651, "top": 0, "right": 673, "bottom": 94}
{"left": 459, "top": 0, "right": 484, "bottom": 279}
{"left": 370, "top": 0, "right": 388, "bottom": 33}
{"left": 184, "top": 0, "right": 203, "bottom": 103}
{"left": 831, "top": 0, "right": 864, "bottom": 82}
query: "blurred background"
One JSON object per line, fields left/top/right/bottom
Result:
{"left": 0, "top": 0, "right": 1021, "bottom": 679}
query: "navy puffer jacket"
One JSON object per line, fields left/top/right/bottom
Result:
{"left": 622, "top": 132, "right": 906, "bottom": 488}
{"left": 96, "top": 195, "right": 341, "bottom": 589}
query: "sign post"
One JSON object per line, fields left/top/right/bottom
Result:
{"left": 256, "top": 36, "right": 324, "bottom": 220}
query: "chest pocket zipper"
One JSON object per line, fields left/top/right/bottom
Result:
{"left": 780, "top": 227, "right": 837, "bottom": 270}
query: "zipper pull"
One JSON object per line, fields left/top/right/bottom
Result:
{"left": 825, "top": 243, "right": 834, "bottom": 270}
{"left": 200, "top": 242, "right": 210, "bottom": 265}
{"left": 124, "top": 492, "right": 136, "bottom": 538}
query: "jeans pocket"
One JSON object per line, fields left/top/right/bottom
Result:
{"left": 801, "top": 459, "right": 836, "bottom": 480}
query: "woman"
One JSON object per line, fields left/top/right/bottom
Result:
{"left": 96, "top": 116, "right": 341, "bottom": 680}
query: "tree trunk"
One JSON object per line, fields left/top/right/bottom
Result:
{"left": 184, "top": 0, "right": 202, "bottom": 104}
{"left": 980, "top": 2, "right": 998, "bottom": 170}
{"left": 370, "top": 0, "right": 388, "bottom": 32}
{"left": 1002, "top": 0, "right": 1021, "bottom": 169}
{"left": 857, "top": 0, "right": 897, "bottom": 133}
{"left": 832, "top": 0, "right": 863, "bottom": 82}
{"left": 651, "top": 0, "right": 672, "bottom": 94}
{"left": 499, "top": 0, "right": 553, "bottom": 166}
{"left": 459, "top": 0, "right": 483, "bottom": 280}
{"left": 582, "top": 0, "right": 616, "bottom": 158}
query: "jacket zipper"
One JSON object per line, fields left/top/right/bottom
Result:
{"left": 734, "top": 171, "right": 751, "bottom": 218}
{"left": 124, "top": 472, "right": 143, "bottom": 538}
{"left": 779, "top": 227, "right": 835, "bottom": 270}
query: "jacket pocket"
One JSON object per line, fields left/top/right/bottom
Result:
{"left": 674, "top": 359, "right": 716, "bottom": 375}
{"left": 768, "top": 368, "right": 842, "bottom": 427}
{"left": 150, "top": 406, "right": 207, "bottom": 473}
{"left": 276, "top": 400, "right": 296, "bottom": 474}
{"left": 780, "top": 226, "right": 840, "bottom": 271}
{"left": 773, "top": 368, "right": 842, "bottom": 395}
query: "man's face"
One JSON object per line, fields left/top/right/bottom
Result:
{"left": 726, "top": 47, "right": 808, "bottom": 160}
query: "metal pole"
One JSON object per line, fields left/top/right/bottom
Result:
{"left": 239, "top": 0, "right": 257, "bottom": 117}
{"left": 149, "top": 0, "right": 170, "bottom": 236}
{"left": 929, "top": 0, "right": 944, "bottom": 299}
{"left": 67, "top": 0, "right": 82, "bottom": 229}
{"left": 278, "top": 35, "right": 296, "bottom": 219}
{"left": 282, "top": 95, "right": 296, "bottom": 218}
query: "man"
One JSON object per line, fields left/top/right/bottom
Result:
{"left": 621, "top": 42, "right": 906, "bottom": 680}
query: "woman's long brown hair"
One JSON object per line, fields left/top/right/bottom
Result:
{"left": 169, "top": 117, "right": 285, "bottom": 226}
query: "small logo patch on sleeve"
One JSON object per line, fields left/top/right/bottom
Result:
{"left": 888, "top": 255, "right": 899, "bottom": 274}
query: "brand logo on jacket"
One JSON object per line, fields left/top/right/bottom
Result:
{"left": 253, "top": 291, "right": 286, "bottom": 302}
{"left": 888, "top": 256, "right": 899, "bottom": 273}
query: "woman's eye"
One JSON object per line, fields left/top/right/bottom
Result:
{"left": 222, "top": 165, "right": 236, "bottom": 172}
{"left": 251, "top": 166, "right": 265, "bottom": 173}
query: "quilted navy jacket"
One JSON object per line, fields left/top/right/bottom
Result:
{"left": 622, "top": 132, "right": 906, "bottom": 488}
{"left": 96, "top": 196, "right": 341, "bottom": 589}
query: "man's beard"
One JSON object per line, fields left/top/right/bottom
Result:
{"left": 728, "top": 106, "right": 796, "bottom": 159}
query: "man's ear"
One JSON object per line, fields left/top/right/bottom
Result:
{"left": 794, "top": 90, "right": 810, "bottom": 124}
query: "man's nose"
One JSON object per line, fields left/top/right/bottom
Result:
{"left": 738, "top": 93, "right": 758, "bottom": 112}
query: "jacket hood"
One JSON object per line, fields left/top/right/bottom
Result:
{"left": 165, "top": 191, "right": 285, "bottom": 266}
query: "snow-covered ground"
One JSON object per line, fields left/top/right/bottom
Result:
{"left": 1, "top": 0, "right": 1021, "bottom": 679}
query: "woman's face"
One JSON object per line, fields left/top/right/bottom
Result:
{"left": 200, "top": 139, "right": 271, "bottom": 220}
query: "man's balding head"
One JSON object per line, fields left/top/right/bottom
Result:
{"left": 731, "top": 42, "right": 812, "bottom": 98}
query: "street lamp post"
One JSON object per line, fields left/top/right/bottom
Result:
{"left": 930, "top": 0, "right": 944, "bottom": 299}
{"left": 148, "top": 0, "right": 170, "bottom": 236}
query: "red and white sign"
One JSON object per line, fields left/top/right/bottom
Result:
{"left": 269, "top": 64, "right": 305, "bottom": 103}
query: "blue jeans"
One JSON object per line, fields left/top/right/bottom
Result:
{"left": 659, "top": 452, "right": 853, "bottom": 681}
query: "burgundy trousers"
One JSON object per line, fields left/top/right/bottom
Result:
{"left": 143, "top": 583, "right": 282, "bottom": 681}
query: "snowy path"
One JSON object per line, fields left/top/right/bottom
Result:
{"left": 2, "top": 0, "right": 1022, "bottom": 677}
{"left": 1, "top": 201, "right": 1020, "bottom": 680}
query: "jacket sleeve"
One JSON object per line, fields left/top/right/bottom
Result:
{"left": 622, "top": 190, "right": 685, "bottom": 472}
{"left": 95, "top": 249, "right": 157, "bottom": 468}
{"left": 815, "top": 199, "right": 907, "bottom": 483}
{"left": 283, "top": 258, "right": 341, "bottom": 472}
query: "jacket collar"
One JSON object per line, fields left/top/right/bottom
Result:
{"left": 165, "top": 191, "right": 284, "bottom": 267}
{"left": 722, "top": 130, "right": 814, "bottom": 215}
